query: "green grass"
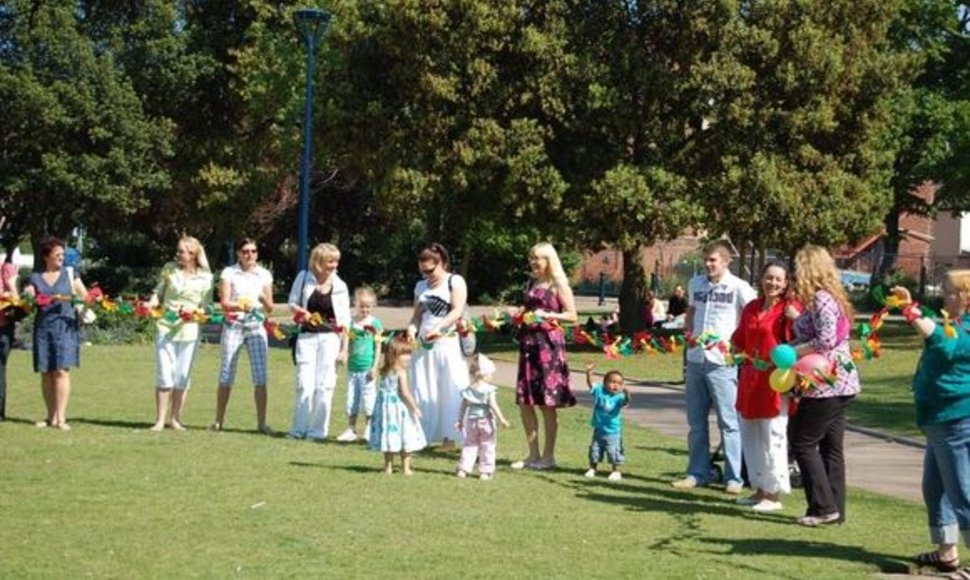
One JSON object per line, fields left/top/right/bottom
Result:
{"left": 479, "top": 323, "right": 925, "bottom": 439}
{"left": 0, "top": 343, "right": 934, "bottom": 578}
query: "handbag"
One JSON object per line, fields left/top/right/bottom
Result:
{"left": 447, "top": 275, "right": 476, "bottom": 356}
{"left": 290, "top": 270, "right": 312, "bottom": 365}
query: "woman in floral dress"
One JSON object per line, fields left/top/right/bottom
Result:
{"left": 510, "top": 242, "right": 577, "bottom": 471}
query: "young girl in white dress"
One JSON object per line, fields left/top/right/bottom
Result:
{"left": 369, "top": 338, "right": 427, "bottom": 475}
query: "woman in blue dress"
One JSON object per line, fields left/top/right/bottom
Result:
{"left": 24, "top": 237, "right": 88, "bottom": 430}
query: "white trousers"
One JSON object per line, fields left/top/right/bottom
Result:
{"left": 155, "top": 336, "right": 199, "bottom": 390}
{"left": 740, "top": 398, "right": 791, "bottom": 495}
{"left": 410, "top": 336, "right": 466, "bottom": 442}
{"left": 290, "top": 332, "right": 340, "bottom": 439}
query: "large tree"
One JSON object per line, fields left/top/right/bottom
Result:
{"left": 874, "top": 1, "right": 970, "bottom": 281}
{"left": 0, "top": 1, "right": 172, "bottom": 261}
{"left": 692, "top": 0, "right": 921, "bottom": 257}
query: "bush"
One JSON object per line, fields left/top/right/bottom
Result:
{"left": 80, "top": 309, "right": 154, "bottom": 345}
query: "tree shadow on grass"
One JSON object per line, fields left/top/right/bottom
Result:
{"left": 634, "top": 444, "right": 688, "bottom": 457}
{"left": 540, "top": 475, "right": 909, "bottom": 576}
{"left": 696, "top": 537, "right": 912, "bottom": 575}
{"left": 534, "top": 472, "right": 790, "bottom": 516}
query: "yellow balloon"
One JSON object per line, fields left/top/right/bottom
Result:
{"left": 769, "top": 368, "right": 795, "bottom": 393}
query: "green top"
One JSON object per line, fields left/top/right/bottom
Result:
{"left": 154, "top": 263, "right": 214, "bottom": 342}
{"left": 912, "top": 315, "right": 970, "bottom": 426}
{"left": 348, "top": 315, "right": 383, "bottom": 372}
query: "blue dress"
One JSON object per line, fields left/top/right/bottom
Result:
{"left": 369, "top": 373, "right": 427, "bottom": 453}
{"left": 29, "top": 269, "right": 80, "bottom": 372}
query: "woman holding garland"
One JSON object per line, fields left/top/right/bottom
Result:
{"left": 509, "top": 242, "right": 577, "bottom": 471}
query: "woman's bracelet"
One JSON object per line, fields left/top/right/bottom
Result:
{"left": 902, "top": 301, "right": 922, "bottom": 324}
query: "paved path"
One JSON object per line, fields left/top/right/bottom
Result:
{"left": 372, "top": 302, "right": 925, "bottom": 504}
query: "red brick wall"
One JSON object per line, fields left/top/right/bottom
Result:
{"left": 574, "top": 236, "right": 702, "bottom": 283}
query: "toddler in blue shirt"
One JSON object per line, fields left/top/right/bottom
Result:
{"left": 585, "top": 362, "right": 631, "bottom": 481}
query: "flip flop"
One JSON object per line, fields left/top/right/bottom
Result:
{"left": 914, "top": 551, "right": 960, "bottom": 573}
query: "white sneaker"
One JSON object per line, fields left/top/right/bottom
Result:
{"left": 608, "top": 471, "right": 622, "bottom": 481}
{"left": 584, "top": 468, "right": 597, "bottom": 478}
{"left": 456, "top": 470, "right": 468, "bottom": 478}
{"left": 752, "top": 499, "right": 783, "bottom": 512}
{"left": 336, "top": 429, "right": 358, "bottom": 442}
{"left": 480, "top": 473, "right": 492, "bottom": 481}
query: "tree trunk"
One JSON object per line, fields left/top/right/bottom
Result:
{"left": 619, "top": 247, "right": 648, "bottom": 335}
{"left": 873, "top": 207, "right": 902, "bottom": 285}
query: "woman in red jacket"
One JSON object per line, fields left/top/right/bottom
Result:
{"left": 731, "top": 260, "right": 797, "bottom": 512}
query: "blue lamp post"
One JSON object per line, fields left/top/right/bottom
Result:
{"left": 294, "top": 7, "right": 331, "bottom": 270}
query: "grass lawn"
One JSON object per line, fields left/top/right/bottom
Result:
{"left": 481, "top": 322, "right": 926, "bottom": 439}
{"left": 0, "top": 343, "right": 933, "bottom": 578}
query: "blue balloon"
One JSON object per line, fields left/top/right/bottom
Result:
{"left": 770, "top": 344, "right": 797, "bottom": 370}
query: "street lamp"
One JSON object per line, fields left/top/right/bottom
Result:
{"left": 294, "top": 7, "right": 331, "bottom": 271}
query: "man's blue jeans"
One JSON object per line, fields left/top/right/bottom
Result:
{"left": 685, "top": 361, "right": 741, "bottom": 485}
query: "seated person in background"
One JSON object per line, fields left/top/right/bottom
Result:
{"left": 645, "top": 291, "right": 666, "bottom": 328}
{"left": 663, "top": 285, "right": 688, "bottom": 329}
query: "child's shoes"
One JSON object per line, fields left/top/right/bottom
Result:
{"left": 608, "top": 471, "right": 622, "bottom": 481}
{"left": 456, "top": 470, "right": 468, "bottom": 478}
{"left": 336, "top": 428, "right": 358, "bottom": 442}
{"left": 480, "top": 473, "right": 492, "bottom": 481}
{"left": 584, "top": 468, "right": 597, "bottom": 478}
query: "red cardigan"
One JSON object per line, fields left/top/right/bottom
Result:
{"left": 731, "top": 298, "right": 794, "bottom": 419}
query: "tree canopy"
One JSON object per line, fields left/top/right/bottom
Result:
{"left": 1, "top": 0, "right": 968, "bottom": 303}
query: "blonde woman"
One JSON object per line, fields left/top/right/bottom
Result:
{"left": 892, "top": 275, "right": 970, "bottom": 575}
{"left": 405, "top": 242, "right": 468, "bottom": 448}
{"left": 287, "top": 243, "right": 351, "bottom": 440}
{"left": 510, "top": 242, "right": 577, "bottom": 470}
{"left": 212, "top": 238, "right": 274, "bottom": 434}
{"left": 786, "top": 244, "right": 860, "bottom": 526}
{"left": 148, "top": 236, "right": 213, "bottom": 431}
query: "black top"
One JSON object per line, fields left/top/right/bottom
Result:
{"left": 668, "top": 294, "right": 688, "bottom": 317}
{"left": 305, "top": 288, "right": 335, "bottom": 332}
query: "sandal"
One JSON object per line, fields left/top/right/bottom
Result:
{"left": 914, "top": 551, "right": 960, "bottom": 572}
{"left": 950, "top": 567, "right": 970, "bottom": 580}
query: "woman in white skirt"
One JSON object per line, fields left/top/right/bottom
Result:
{"left": 405, "top": 243, "right": 468, "bottom": 448}
{"left": 287, "top": 243, "right": 350, "bottom": 440}
{"left": 730, "top": 260, "right": 796, "bottom": 511}
{"left": 149, "top": 236, "right": 213, "bottom": 431}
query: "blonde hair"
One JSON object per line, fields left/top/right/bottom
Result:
{"left": 354, "top": 286, "right": 376, "bottom": 305}
{"left": 179, "top": 236, "right": 210, "bottom": 272}
{"left": 703, "top": 240, "right": 733, "bottom": 262}
{"left": 530, "top": 242, "right": 570, "bottom": 292}
{"left": 308, "top": 243, "right": 340, "bottom": 276}
{"left": 946, "top": 270, "right": 970, "bottom": 312}
{"left": 793, "top": 244, "right": 853, "bottom": 319}
{"left": 379, "top": 338, "right": 414, "bottom": 377}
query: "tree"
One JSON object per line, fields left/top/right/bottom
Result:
{"left": 0, "top": 1, "right": 172, "bottom": 264}
{"left": 691, "top": 0, "right": 921, "bottom": 258}
{"left": 874, "top": 1, "right": 970, "bottom": 281}
{"left": 555, "top": 1, "right": 710, "bottom": 333}
{"left": 315, "top": 0, "right": 573, "bottom": 299}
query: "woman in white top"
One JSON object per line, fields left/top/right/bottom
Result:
{"left": 287, "top": 243, "right": 351, "bottom": 440}
{"left": 211, "top": 237, "right": 274, "bottom": 434}
{"left": 406, "top": 243, "right": 468, "bottom": 448}
{"left": 148, "top": 236, "right": 213, "bottom": 431}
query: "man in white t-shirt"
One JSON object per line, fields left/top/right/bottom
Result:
{"left": 672, "top": 240, "right": 756, "bottom": 494}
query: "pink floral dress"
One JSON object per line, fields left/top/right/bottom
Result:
{"left": 516, "top": 286, "right": 576, "bottom": 408}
